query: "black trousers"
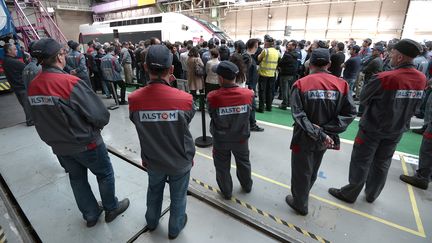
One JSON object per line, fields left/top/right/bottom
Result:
{"left": 340, "top": 129, "right": 402, "bottom": 202}
{"left": 109, "top": 80, "right": 126, "bottom": 103}
{"left": 291, "top": 148, "right": 326, "bottom": 211}
{"left": 213, "top": 140, "right": 253, "bottom": 197}
{"left": 417, "top": 123, "right": 432, "bottom": 180}
{"left": 14, "top": 89, "right": 32, "bottom": 124}
{"left": 258, "top": 75, "right": 275, "bottom": 110}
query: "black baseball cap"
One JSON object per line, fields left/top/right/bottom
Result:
{"left": 32, "top": 38, "right": 63, "bottom": 59}
{"left": 372, "top": 44, "right": 385, "bottom": 53}
{"left": 212, "top": 61, "right": 239, "bottom": 80}
{"left": 310, "top": 48, "right": 330, "bottom": 66}
{"left": 146, "top": 45, "right": 173, "bottom": 70}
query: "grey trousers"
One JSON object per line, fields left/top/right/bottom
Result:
{"left": 340, "top": 129, "right": 402, "bottom": 202}
{"left": 213, "top": 140, "right": 252, "bottom": 197}
{"left": 417, "top": 123, "right": 432, "bottom": 180}
{"left": 15, "top": 89, "right": 32, "bottom": 124}
{"left": 279, "top": 75, "right": 297, "bottom": 107}
{"left": 291, "top": 148, "right": 326, "bottom": 211}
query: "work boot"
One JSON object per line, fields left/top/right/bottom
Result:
{"left": 105, "top": 198, "right": 130, "bottom": 223}
{"left": 400, "top": 174, "right": 429, "bottom": 190}
{"left": 168, "top": 214, "right": 188, "bottom": 240}
{"left": 86, "top": 205, "right": 103, "bottom": 228}
{"left": 328, "top": 188, "right": 355, "bottom": 203}
{"left": 250, "top": 125, "right": 264, "bottom": 132}
{"left": 285, "top": 195, "right": 307, "bottom": 216}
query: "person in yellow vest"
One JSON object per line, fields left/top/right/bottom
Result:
{"left": 257, "top": 36, "right": 280, "bottom": 112}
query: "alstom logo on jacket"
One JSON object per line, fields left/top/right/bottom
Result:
{"left": 294, "top": 72, "right": 349, "bottom": 97}
{"left": 128, "top": 83, "right": 195, "bottom": 175}
{"left": 360, "top": 66, "right": 426, "bottom": 135}
{"left": 207, "top": 86, "right": 253, "bottom": 142}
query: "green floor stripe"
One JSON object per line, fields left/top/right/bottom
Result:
{"left": 256, "top": 108, "right": 421, "bottom": 156}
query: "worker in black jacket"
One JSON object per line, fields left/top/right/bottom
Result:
{"left": 277, "top": 40, "right": 299, "bottom": 109}
{"left": 3, "top": 43, "right": 33, "bottom": 126}
{"left": 329, "top": 39, "right": 427, "bottom": 203}
{"left": 287, "top": 48, "right": 356, "bottom": 215}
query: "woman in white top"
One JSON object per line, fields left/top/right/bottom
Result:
{"left": 205, "top": 48, "right": 221, "bottom": 96}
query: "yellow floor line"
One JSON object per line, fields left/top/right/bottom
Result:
{"left": 195, "top": 150, "right": 425, "bottom": 237}
{"left": 400, "top": 155, "right": 426, "bottom": 237}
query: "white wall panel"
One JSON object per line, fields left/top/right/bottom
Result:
{"left": 351, "top": 1, "right": 380, "bottom": 30}
{"left": 306, "top": 4, "right": 330, "bottom": 30}
{"left": 251, "top": 8, "right": 269, "bottom": 37}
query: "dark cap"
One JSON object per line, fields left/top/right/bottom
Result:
{"left": 211, "top": 61, "right": 239, "bottom": 80}
{"left": 372, "top": 44, "right": 385, "bottom": 53}
{"left": 393, "top": 39, "right": 422, "bottom": 58}
{"left": 351, "top": 45, "right": 361, "bottom": 53}
{"left": 145, "top": 45, "right": 173, "bottom": 70}
{"left": 32, "top": 38, "right": 63, "bottom": 59}
{"left": 310, "top": 48, "right": 330, "bottom": 66}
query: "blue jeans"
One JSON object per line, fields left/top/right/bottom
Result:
{"left": 344, "top": 78, "right": 356, "bottom": 97}
{"left": 145, "top": 170, "right": 190, "bottom": 236}
{"left": 57, "top": 143, "right": 118, "bottom": 221}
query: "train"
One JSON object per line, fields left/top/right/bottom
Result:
{"left": 79, "top": 12, "right": 232, "bottom": 45}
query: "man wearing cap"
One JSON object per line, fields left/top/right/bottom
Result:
{"left": 66, "top": 41, "right": 91, "bottom": 88}
{"left": 28, "top": 38, "right": 130, "bottom": 227}
{"left": 101, "top": 46, "right": 127, "bottom": 105}
{"left": 329, "top": 39, "right": 427, "bottom": 203}
{"left": 400, "top": 93, "right": 432, "bottom": 190}
{"left": 22, "top": 41, "right": 42, "bottom": 89}
{"left": 120, "top": 42, "right": 133, "bottom": 84}
{"left": 257, "top": 37, "right": 280, "bottom": 113}
{"left": 129, "top": 45, "right": 194, "bottom": 239}
{"left": 357, "top": 44, "right": 384, "bottom": 116}
{"left": 286, "top": 48, "right": 356, "bottom": 215}
{"left": 207, "top": 61, "right": 254, "bottom": 200}
{"left": 342, "top": 45, "right": 361, "bottom": 96}
{"left": 3, "top": 43, "right": 34, "bottom": 126}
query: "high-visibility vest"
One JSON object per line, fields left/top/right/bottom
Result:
{"left": 259, "top": 47, "right": 279, "bottom": 77}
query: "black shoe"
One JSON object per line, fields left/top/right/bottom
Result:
{"left": 328, "top": 188, "right": 355, "bottom": 203}
{"left": 250, "top": 125, "right": 264, "bottom": 132}
{"left": 266, "top": 107, "right": 272, "bottom": 112}
{"left": 86, "top": 205, "right": 103, "bottom": 228}
{"left": 357, "top": 113, "right": 363, "bottom": 117}
{"left": 256, "top": 109, "right": 264, "bottom": 113}
{"left": 365, "top": 196, "right": 375, "bottom": 203}
{"left": 106, "top": 95, "right": 112, "bottom": 99}
{"left": 278, "top": 105, "right": 287, "bottom": 110}
{"left": 168, "top": 214, "right": 188, "bottom": 240}
{"left": 105, "top": 198, "right": 130, "bottom": 223}
{"left": 285, "top": 195, "right": 307, "bottom": 216}
{"left": 26, "top": 120, "right": 34, "bottom": 126}
{"left": 242, "top": 182, "right": 252, "bottom": 193}
{"left": 400, "top": 175, "right": 429, "bottom": 190}
{"left": 119, "top": 101, "right": 128, "bottom": 105}
{"left": 412, "top": 127, "right": 425, "bottom": 135}
{"left": 221, "top": 192, "right": 232, "bottom": 200}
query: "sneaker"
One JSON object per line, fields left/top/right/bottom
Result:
{"left": 105, "top": 198, "right": 130, "bottom": 223}
{"left": 285, "top": 195, "right": 307, "bottom": 216}
{"left": 250, "top": 125, "right": 264, "bottom": 132}
{"left": 86, "top": 205, "right": 103, "bottom": 228}
{"left": 328, "top": 188, "right": 355, "bottom": 203}
{"left": 168, "top": 214, "right": 188, "bottom": 240}
{"left": 400, "top": 174, "right": 428, "bottom": 190}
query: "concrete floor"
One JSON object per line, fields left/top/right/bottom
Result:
{"left": 0, "top": 91, "right": 431, "bottom": 242}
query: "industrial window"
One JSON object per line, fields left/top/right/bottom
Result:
{"left": 144, "top": 18, "right": 149, "bottom": 24}
{"left": 148, "top": 18, "right": 154, "bottom": 23}
{"left": 155, "top": 16, "right": 162, "bottom": 23}
{"left": 110, "top": 22, "right": 117, "bottom": 27}
{"left": 109, "top": 16, "right": 162, "bottom": 27}
{"left": 137, "top": 18, "right": 144, "bottom": 24}
{"left": 131, "top": 19, "right": 137, "bottom": 25}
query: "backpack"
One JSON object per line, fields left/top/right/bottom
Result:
{"left": 219, "top": 46, "right": 230, "bottom": 61}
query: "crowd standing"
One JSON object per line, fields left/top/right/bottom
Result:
{"left": 2, "top": 32, "right": 432, "bottom": 238}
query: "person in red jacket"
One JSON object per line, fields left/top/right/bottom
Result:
{"left": 329, "top": 39, "right": 427, "bottom": 203}
{"left": 286, "top": 48, "right": 357, "bottom": 215}
{"left": 207, "top": 61, "right": 254, "bottom": 199}
{"left": 28, "top": 38, "right": 129, "bottom": 228}
{"left": 129, "top": 45, "right": 195, "bottom": 239}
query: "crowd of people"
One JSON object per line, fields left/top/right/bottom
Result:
{"left": 2, "top": 33, "right": 431, "bottom": 238}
